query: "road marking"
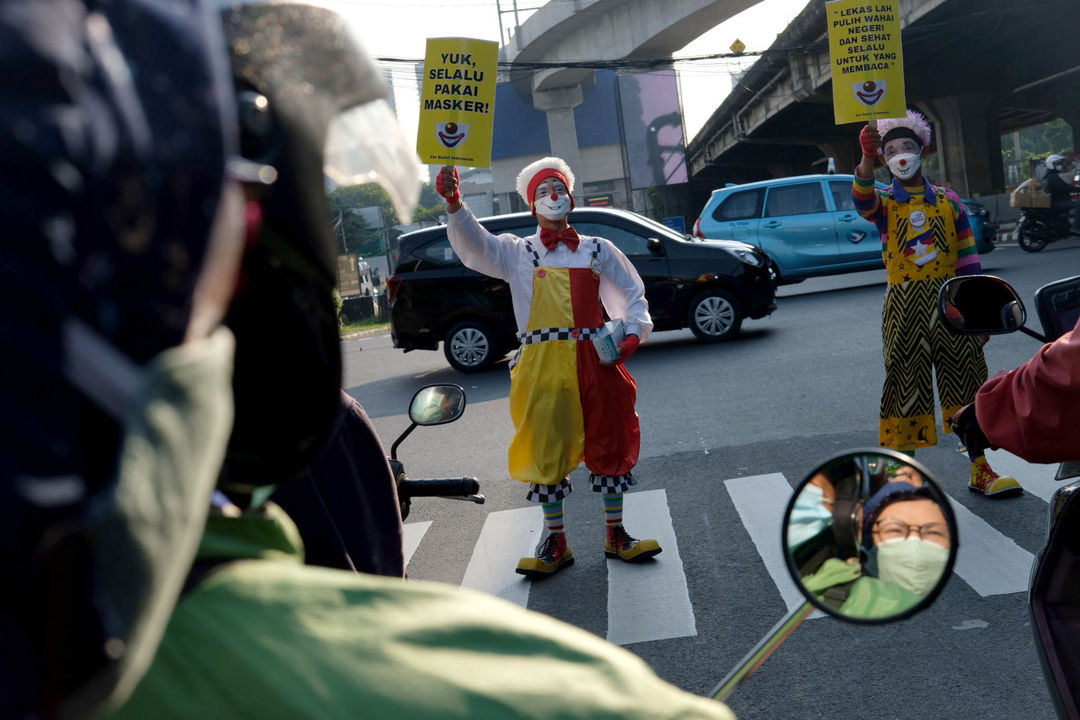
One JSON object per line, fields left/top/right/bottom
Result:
{"left": 724, "top": 474, "right": 818, "bottom": 615}
{"left": 460, "top": 506, "right": 542, "bottom": 607}
{"left": 948, "top": 496, "right": 1034, "bottom": 596}
{"left": 402, "top": 521, "right": 432, "bottom": 567}
{"left": 606, "top": 489, "right": 697, "bottom": 646}
{"left": 985, "top": 448, "right": 1061, "bottom": 503}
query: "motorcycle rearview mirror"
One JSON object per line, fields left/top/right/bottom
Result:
{"left": 939, "top": 275, "right": 1049, "bottom": 342}
{"left": 711, "top": 448, "right": 958, "bottom": 702}
{"left": 390, "top": 384, "right": 467, "bottom": 460}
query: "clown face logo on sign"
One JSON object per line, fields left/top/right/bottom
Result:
{"left": 436, "top": 122, "right": 469, "bottom": 149}
{"left": 854, "top": 80, "right": 886, "bottom": 106}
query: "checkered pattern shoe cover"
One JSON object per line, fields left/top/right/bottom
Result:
{"left": 590, "top": 472, "right": 637, "bottom": 494}
{"left": 526, "top": 476, "right": 573, "bottom": 503}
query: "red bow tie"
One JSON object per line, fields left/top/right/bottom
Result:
{"left": 539, "top": 226, "right": 580, "bottom": 252}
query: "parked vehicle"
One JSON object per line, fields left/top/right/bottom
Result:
{"left": 937, "top": 273, "right": 1080, "bottom": 719}
{"left": 692, "top": 174, "right": 995, "bottom": 284}
{"left": 388, "top": 207, "right": 777, "bottom": 373}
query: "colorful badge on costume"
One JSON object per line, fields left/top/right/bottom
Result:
{"left": 901, "top": 229, "right": 938, "bottom": 267}
{"left": 590, "top": 257, "right": 603, "bottom": 276}
{"left": 910, "top": 210, "right": 927, "bottom": 229}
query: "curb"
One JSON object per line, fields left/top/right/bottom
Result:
{"left": 340, "top": 326, "right": 389, "bottom": 342}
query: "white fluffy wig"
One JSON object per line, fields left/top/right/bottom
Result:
{"left": 877, "top": 110, "right": 932, "bottom": 148}
{"left": 516, "top": 157, "right": 576, "bottom": 209}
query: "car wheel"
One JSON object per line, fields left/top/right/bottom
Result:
{"left": 444, "top": 320, "right": 498, "bottom": 373}
{"left": 1017, "top": 219, "right": 1046, "bottom": 252}
{"left": 687, "top": 289, "right": 742, "bottom": 342}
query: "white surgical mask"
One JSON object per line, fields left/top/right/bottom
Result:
{"left": 871, "top": 537, "right": 949, "bottom": 596}
{"left": 887, "top": 152, "right": 922, "bottom": 181}
{"left": 535, "top": 193, "right": 572, "bottom": 221}
{"left": 787, "top": 484, "right": 833, "bottom": 548}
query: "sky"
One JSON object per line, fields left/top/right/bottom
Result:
{"left": 341, "top": 0, "right": 809, "bottom": 154}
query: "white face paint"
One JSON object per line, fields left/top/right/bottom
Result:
{"left": 533, "top": 177, "right": 572, "bottom": 220}
{"left": 887, "top": 153, "right": 922, "bottom": 181}
{"left": 883, "top": 137, "right": 923, "bottom": 182}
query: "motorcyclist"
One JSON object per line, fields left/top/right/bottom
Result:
{"left": 100, "top": 4, "right": 737, "bottom": 718}
{"left": 952, "top": 313, "right": 1080, "bottom": 464}
{"left": 1041, "top": 154, "right": 1080, "bottom": 230}
{"left": 0, "top": 1, "right": 243, "bottom": 716}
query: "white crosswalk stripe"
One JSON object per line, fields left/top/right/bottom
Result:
{"left": 606, "top": 490, "right": 696, "bottom": 645}
{"left": 403, "top": 453, "right": 1065, "bottom": 645}
{"left": 459, "top": 506, "right": 542, "bottom": 607}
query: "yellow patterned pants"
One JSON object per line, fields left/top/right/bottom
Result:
{"left": 880, "top": 277, "right": 987, "bottom": 449}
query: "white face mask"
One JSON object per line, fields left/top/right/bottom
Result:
{"left": 534, "top": 193, "right": 572, "bottom": 221}
{"left": 887, "top": 152, "right": 922, "bottom": 181}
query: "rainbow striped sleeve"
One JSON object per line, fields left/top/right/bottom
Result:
{"left": 852, "top": 172, "right": 887, "bottom": 256}
{"left": 947, "top": 189, "right": 982, "bottom": 275}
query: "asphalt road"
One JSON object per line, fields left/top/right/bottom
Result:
{"left": 342, "top": 238, "right": 1079, "bottom": 719}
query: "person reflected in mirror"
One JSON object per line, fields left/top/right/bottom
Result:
{"left": 801, "top": 481, "right": 950, "bottom": 619}
{"left": 888, "top": 463, "right": 924, "bottom": 486}
{"left": 412, "top": 387, "right": 461, "bottom": 424}
{"left": 438, "top": 158, "right": 661, "bottom": 578}
{"left": 853, "top": 111, "right": 1021, "bottom": 497}
{"left": 790, "top": 458, "right": 864, "bottom": 577}
{"left": 952, "top": 313, "right": 1080, "bottom": 464}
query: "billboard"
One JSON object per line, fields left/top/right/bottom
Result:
{"left": 617, "top": 70, "right": 688, "bottom": 189}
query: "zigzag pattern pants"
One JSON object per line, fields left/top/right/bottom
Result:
{"left": 880, "top": 276, "right": 987, "bottom": 449}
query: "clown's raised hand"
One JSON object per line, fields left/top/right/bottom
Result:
{"left": 437, "top": 165, "right": 462, "bottom": 212}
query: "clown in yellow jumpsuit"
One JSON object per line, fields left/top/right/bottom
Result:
{"left": 438, "top": 158, "right": 661, "bottom": 577}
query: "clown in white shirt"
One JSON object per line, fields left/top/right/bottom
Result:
{"left": 438, "top": 158, "right": 661, "bottom": 577}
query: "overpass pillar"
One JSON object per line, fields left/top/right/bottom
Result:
{"left": 533, "top": 85, "right": 585, "bottom": 175}
{"left": 922, "top": 93, "right": 1005, "bottom": 197}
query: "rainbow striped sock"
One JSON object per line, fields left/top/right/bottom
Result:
{"left": 602, "top": 493, "right": 623, "bottom": 527}
{"left": 543, "top": 500, "right": 564, "bottom": 534}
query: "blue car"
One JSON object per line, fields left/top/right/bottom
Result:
{"left": 692, "top": 174, "right": 995, "bottom": 284}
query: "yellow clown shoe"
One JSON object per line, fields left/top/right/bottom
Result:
{"left": 969, "top": 456, "right": 1023, "bottom": 497}
{"left": 604, "top": 524, "right": 662, "bottom": 562}
{"left": 516, "top": 532, "right": 574, "bottom": 578}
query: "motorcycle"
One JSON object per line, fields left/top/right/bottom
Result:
{"left": 391, "top": 383, "right": 484, "bottom": 521}
{"left": 938, "top": 273, "right": 1080, "bottom": 718}
{"left": 712, "top": 448, "right": 960, "bottom": 700}
{"left": 1016, "top": 206, "right": 1080, "bottom": 253}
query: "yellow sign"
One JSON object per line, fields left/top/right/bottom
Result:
{"left": 416, "top": 37, "right": 498, "bottom": 168}
{"left": 826, "top": 0, "right": 906, "bottom": 124}
{"left": 729, "top": 38, "right": 746, "bottom": 54}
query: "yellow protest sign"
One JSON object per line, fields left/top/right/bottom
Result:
{"left": 827, "top": 0, "right": 906, "bottom": 124}
{"left": 416, "top": 37, "right": 498, "bottom": 168}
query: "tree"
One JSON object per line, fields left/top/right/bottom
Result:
{"left": 328, "top": 184, "right": 401, "bottom": 256}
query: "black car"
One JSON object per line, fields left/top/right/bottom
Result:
{"left": 388, "top": 207, "right": 777, "bottom": 373}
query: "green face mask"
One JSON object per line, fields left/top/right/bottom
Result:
{"left": 871, "top": 538, "right": 949, "bottom": 597}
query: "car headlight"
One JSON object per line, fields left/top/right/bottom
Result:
{"left": 734, "top": 249, "right": 762, "bottom": 267}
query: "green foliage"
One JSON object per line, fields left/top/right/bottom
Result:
{"left": 1000, "top": 118, "right": 1074, "bottom": 181}
{"left": 331, "top": 287, "right": 344, "bottom": 328}
{"left": 327, "top": 184, "right": 400, "bottom": 257}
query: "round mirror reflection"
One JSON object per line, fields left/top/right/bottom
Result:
{"left": 784, "top": 449, "right": 957, "bottom": 623}
{"left": 939, "top": 275, "right": 1026, "bottom": 335}
{"left": 408, "top": 384, "right": 466, "bottom": 426}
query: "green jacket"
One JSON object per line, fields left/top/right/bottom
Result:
{"left": 803, "top": 558, "right": 920, "bottom": 619}
{"left": 100, "top": 504, "right": 734, "bottom": 720}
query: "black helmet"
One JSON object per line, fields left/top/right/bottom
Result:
{"left": 216, "top": 1, "right": 420, "bottom": 489}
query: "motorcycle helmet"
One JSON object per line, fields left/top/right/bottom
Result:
{"left": 1046, "top": 154, "right": 1067, "bottom": 173}
{"left": 216, "top": 0, "right": 421, "bottom": 490}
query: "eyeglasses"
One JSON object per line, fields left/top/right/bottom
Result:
{"left": 872, "top": 519, "right": 949, "bottom": 544}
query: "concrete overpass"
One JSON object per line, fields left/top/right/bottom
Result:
{"left": 686, "top": 0, "right": 1080, "bottom": 205}
{"left": 499, "top": 0, "right": 759, "bottom": 176}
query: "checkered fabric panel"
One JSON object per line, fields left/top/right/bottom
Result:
{"left": 517, "top": 327, "right": 600, "bottom": 345}
{"left": 526, "top": 476, "right": 573, "bottom": 503}
{"left": 525, "top": 240, "right": 541, "bottom": 266}
{"left": 590, "top": 238, "right": 600, "bottom": 259}
{"left": 590, "top": 472, "right": 637, "bottom": 494}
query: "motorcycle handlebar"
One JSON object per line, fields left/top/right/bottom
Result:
{"left": 399, "top": 477, "right": 480, "bottom": 499}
